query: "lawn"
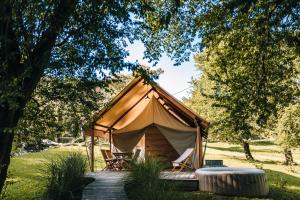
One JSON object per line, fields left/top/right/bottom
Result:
{"left": 2, "top": 141, "right": 300, "bottom": 200}
{"left": 1, "top": 146, "right": 105, "bottom": 200}
{"left": 200, "top": 141, "right": 300, "bottom": 200}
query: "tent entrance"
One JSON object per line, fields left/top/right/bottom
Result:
{"left": 112, "top": 125, "right": 180, "bottom": 164}
{"left": 144, "top": 126, "right": 179, "bottom": 163}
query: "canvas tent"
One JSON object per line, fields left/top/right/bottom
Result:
{"left": 86, "top": 77, "right": 209, "bottom": 171}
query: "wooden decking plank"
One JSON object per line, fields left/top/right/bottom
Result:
{"left": 82, "top": 171, "right": 128, "bottom": 200}
{"left": 82, "top": 170, "right": 198, "bottom": 199}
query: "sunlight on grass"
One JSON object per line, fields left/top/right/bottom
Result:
{"left": 3, "top": 142, "right": 300, "bottom": 200}
{"left": 3, "top": 146, "right": 103, "bottom": 200}
{"left": 204, "top": 141, "right": 300, "bottom": 200}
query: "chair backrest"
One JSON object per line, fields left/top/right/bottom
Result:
{"left": 173, "top": 148, "right": 194, "bottom": 163}
{"left": 101, "top": 149, "right": 109, "bottom": 160}
{"left": 132, "top": 149, "right": 141, "bottom": 161}
{"left": 105, "top": 150, "right": 114, "bottom": 159}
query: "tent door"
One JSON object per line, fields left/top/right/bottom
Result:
{"left": 145, "top": 126, "right": 179, "bottom": 163}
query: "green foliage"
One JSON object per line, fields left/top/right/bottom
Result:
{"left": 13, "top": 75, "right": 131, "bottom": 148}
{"left": 183, "top": 1, "right": 300, "bottom": 159}
{"left": 125, "top": 157, "right": 181, "bottom": 200}
{"left": 43, "top": 152, "right": 87, "bottom": 200}
{"left": 141, "top": 1, "right": 299, "bottom": 64}
{"left": 184, "top": 69, "right": 225, "bottom": 141}
{"left": 275, "top": 103, "right": 300, "bottom": 149}
{"left": 3, "top": 147, "right": 92, "bottom": 200}
{"left": 0, "top": 0, "right": 181, "bottom": 192}
{"left": 266, "top": 170, "right": 300, "bottom": 200}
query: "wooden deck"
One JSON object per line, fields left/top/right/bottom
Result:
{"left": 160, "top": 171, "right": 198, "bottom": 191}
{"left": 160, "top": 171, "right": 196, "bottom": 180}
{"left": 82, "top": 171, "right": 128, "bottom": 200}
{"left": 82, "top": 171, "right": 198, "bottom": 199}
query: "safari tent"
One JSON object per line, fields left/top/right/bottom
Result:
{"left": 86, "top": 77, "right": 209, "bottom": 171}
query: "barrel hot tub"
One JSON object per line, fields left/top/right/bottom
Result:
{"left": 195, "top": 167, "right": 269, "bottom": 197}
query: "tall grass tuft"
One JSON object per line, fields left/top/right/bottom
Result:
{"left": 124, "top": 157, "right": 182, "bottom": 200}
{"left": 43, "top": 152, "right": 87, "bottom": 200}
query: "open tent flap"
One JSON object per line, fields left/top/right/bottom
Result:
{"left": 112, "top": 124, "right": 200, "bottom": 169}
{"left": 112, "top": 128, "right": 145, "bottom": 152}
{"left": 156, "top": 125, "right": 196, "bottom": 155}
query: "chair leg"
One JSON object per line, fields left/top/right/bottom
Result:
{"left": 172, "top": 166, "right": 176, "bottom": 172}
{"left": 177, "top": 159, "right": 191, "bottom": 172}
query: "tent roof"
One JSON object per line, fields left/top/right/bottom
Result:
{"left": 91, "top": 77, "right": 209, "bottom": 137}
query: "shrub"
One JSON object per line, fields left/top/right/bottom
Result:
{"left": 43, "top": 152, "right": 87, "bottom": 200}
{"left": 124, "top": 157, "right": 182, "bottom": 200}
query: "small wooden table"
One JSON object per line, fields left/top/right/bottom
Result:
{"left": 113, "top": 152, "right": 133, "bottom": 169}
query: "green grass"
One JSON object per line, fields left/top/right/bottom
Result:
{"left": 43, "top": 152, "right": 88, "bottom": 200}
{"left": 125, "top": 157, "right": 180, "bottom": 200}
{"left": 2, "top": 146, "right": 104, "bottom": 200}
{"left": 195, "top": 141, "right": 300, "bottom": 200}
{"left": 2, "top": 141, "right": 300, "bottom": 200}
{"left": 124, "top": 141, "right": 300, "bottom": 200}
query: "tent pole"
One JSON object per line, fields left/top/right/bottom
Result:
{"left": 91, "top": 129, "right": 95, "bottom": 172}
{"left": 198, "top": 126, "right": 203, "bottom": 168}
{"left": 109, "top": 129, "right": 112, "bottom": 152}
{"left": 194, "top": 119, "right": 203, "bottom": 168}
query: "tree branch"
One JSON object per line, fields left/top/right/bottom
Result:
{"left": 23, "top": 0, "right": 77, "bottom": 101}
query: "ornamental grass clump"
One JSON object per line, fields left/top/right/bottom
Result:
{"left": 43, "top": 152, "right": 87, "bottom": 200}
{"left": 124, "top": 157, "right": 181, "bottom": 200}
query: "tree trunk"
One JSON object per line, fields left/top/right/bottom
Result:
{"left": 0, "top": 130, "right": 14, "bottom": 192}
{"left": 0, "top": 0, "right": 76, "bottom": 194}
{"left": 283, "top": 148, "right": 293, "bottom": 165}
{"left": 243, "top": 141, "right": 254, "bottom": 160}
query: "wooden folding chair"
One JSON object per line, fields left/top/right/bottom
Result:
{"left": 101, "top": 149, "right": 118, "bottom": 170}
{"left": 172, "top": 148, "right": 194, "bottom": 172}
{"left": 122, "top": 149, "right": 141, "bottom": 169}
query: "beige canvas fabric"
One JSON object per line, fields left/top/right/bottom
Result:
{"left": 95, "top": 80, "right": 151, "bottom": 130}
{"left": 92, "top": 78, "right": 207, "bottom": 169}
{"left": 112, "top": 129, "right": 145, "bottom": 152}
{"left": 112, "top": 94, "right": 200, "bottom": 168}
{"left": 113, "top": 93, "right": 196, "bottom": 134}
{"left": 172, "top": 148, "right": 194, "bottom": 167}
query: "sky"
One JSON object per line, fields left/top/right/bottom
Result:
{"left": 126, "top": 41, "right": 200, "bottom": 101}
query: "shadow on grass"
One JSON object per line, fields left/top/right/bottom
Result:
{"left": 208, "top": 145, "right": 281, "bottom": 154}
{"left": 207, "top": 145, "right": 244, "bottom": 153}
{"left": 266, "top": 169, "right": 300, "bottom": 200}
{"left": 254, "top": 159, "right": 282, "bottom": 165}
{"left": 228, "top": 155, "right": 282, "bottom": 165}
{"left": 250, "top": 140, "right": 274, "bottom": 146}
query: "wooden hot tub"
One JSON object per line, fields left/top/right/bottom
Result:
{"left": 195, "top": 167, "right": 269, "bottom": 197}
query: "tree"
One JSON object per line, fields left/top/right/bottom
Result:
{"left": 141, "top": 1, "right": 299, "bottom": 64}
{"left": 275, "top": 103, "right": 300, "bottom": 165}
{"left": 14, "top": 75, "right": 132, "bottom": 150}
{"left": 165, "top": 0, "right": 299, "bottom": 160}
{"left": 183, "top": 68, "right": 225, "bottom": 142}
{"left": 0, "top": 0, "right": 180, "bottom": 192}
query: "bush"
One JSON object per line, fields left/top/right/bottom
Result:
{"left": 43, "top": 152, "right": 87, "bottom": 200}
{"left": 124, "top": 157, "right": 182, "bottom": 200}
